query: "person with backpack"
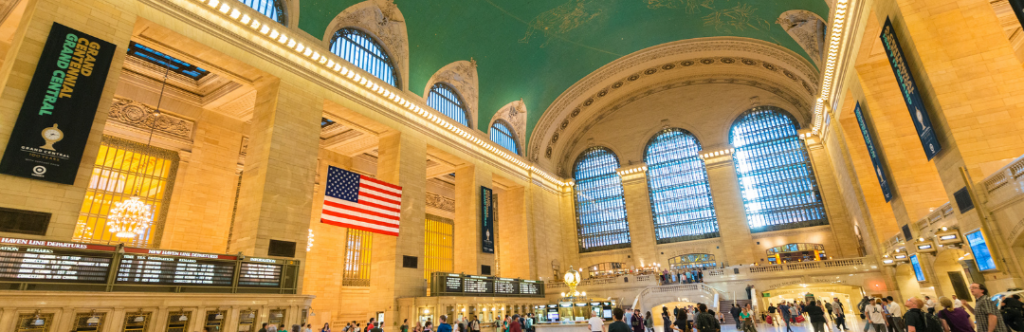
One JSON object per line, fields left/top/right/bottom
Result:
{"left": 904, "top": 297, "right": 941, "bottom": 332}
{"left": 470, "top": 315, "right": 481, "bottom": 332}
{"left": 1001, "top": 298, "right": 1024, "bottom": 332}
{"left": 937, "top": 297, "right": 974, "bottom": 332}
{"left": 695, "top": 304, "right": 720, "bottom": 332}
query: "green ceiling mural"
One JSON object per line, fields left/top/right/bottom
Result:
{"left": 298, "top": 0, "right": 828, "bottom": 145}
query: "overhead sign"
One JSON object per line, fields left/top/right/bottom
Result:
{"left": 880, "top": 17, "right": 942, "bottom": 160}
{"left": 430, "top": 272, "right": 544, "bottom": 297}
{"left": 853, "top": 102, "right": 893, "bottom": 202}
{"left": 481, "top": 186, "right": 495, "bottom": 254}
{"left": 0, "top": 23, "right": 116, "bottom": 184}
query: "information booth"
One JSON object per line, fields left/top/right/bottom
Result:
{"left": 238, "top": 309, "right": 259, "bottom": 332}
{"left": 204, "top": 310, "right": 226, "bottom": 331}
{"left": 16, "top": 313, "right": 54, "bottom": 332}
{"left": 164, "top": 311, "right": 191, "bottom": 332}
{"left": 121, "top": 312, "right": 151, "bottom": 332}
{"left": 71, "top": 312, "right": 106, "bottom": 332}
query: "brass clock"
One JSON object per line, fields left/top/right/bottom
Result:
{"left": 40, "top": 123, "right": 63, "bottom": 151}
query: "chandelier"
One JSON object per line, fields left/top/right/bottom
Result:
{"left": 307, "top": 229, "right": 315, "bottom": 252}
{"left": 107, "top": 196, "right": 153, "bottom": 238}
{"left": 106, "top": 67, "right": 169, "bottom": 240}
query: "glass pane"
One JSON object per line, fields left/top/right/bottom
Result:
{"left": 428, "top": 83, "right": 470, "bottom": 126}
{"left": 490, "top": 121, "right": 519, "bottom": 154}
{"left": 424, "top": 214, "right": 455, "bottom": 279}
{"left": 644, "top": 128, "right": 718, "bottom": 243}
{"left": 730, "top": 107, "right": 827, "bottom": 232}
{"left": 573, "top": 147, "right": 631, "bottom": 252}
{"left": 330, "top": 28, "right": 399, "bottom": 88}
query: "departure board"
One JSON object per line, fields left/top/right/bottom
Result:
{"left": 444, "top": 274, "right": 462, "bottom": 292}
{"left": 0, "top": 243, "right": 112, "bottom": 283}
{"left": 116, "top": 253, "right": 235, "bottom": 286}
{"left": 464, "top": 277, "right": 493, "bottom": 294}
{"left": 495, "top": 279, "right": 517, "bottom": 294}
{"left": 520, "top": 281, "right": 540, "bottom": 295}
{"left": 238, "top": 260, "right": 283, "bottom": 287}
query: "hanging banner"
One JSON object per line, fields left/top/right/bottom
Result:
{"left": 879, "top": 17, "right": 942, "bottom": 160}
{"left": 481, "top": 186, "right": 494, "bottom": 254}
{"left": 853, "top": 102, "right": 893, "bottom": 202}
{"left": 0, "top": 23, "right": 117, "bottom": 184}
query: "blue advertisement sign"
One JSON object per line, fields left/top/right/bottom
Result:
{"left": 853, "top": 102, "right": 893, "bottom": 202}
{"left": 481, "top": 186, "right": 495, "bottom": 253}
{"left": 880, "top": 17, "right": 942, "bottom": 160}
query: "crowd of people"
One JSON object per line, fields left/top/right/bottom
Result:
{"left": 658, "top": 268, "right": 707, "bottom": 285}
{"left": 588, "top": 305, "right": 722, "bottom": 332}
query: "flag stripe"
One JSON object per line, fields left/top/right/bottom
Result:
{"left": 358, "top": 197, "right": 401, "bottom": 213}
{"left": 321, "top": 218, "right": 399, "bottom": 236}
{"left": 360, "top": 191, "right": 401, "bottom": 206}
{"left": 325, "top": 196, "right": 399, "bottom": 216}
{"left": 359, "top": 186, "right": 402, "bottom": 202}
{"left": 322, "top": 208, "right": 399, "bottom": 225}
{"left": 324, "top": 201, "right": 400, "bottom": 222}
{"left": 322, "top": 210, "right": 399, "bottom": 228}
{"left": 362, "top": 176, "right": 402, "bottom": 191}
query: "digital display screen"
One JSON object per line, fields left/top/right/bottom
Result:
{"left": 444, "top": 275, "right": 462, "bottom": 292}
{"left": 238, "top": 262, "right": 283, "bottom": 287}
{"left": 464, "top": 277, "right": 493, "bottom": 293}
{"left": 432, "top": 273, "right": 542, "bottom": 297}
{"left": 0, "top": 244, "right": 112, "bottom": 283}
{"left": 116, "top": 253, "right": 235, "bottom": 286}
{"left": 520, "top": 281, "right": 539, "bottom": 295}
{"left": 495, "top": 279, "right": 517, "bottom": 294}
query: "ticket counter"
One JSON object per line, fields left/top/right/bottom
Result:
{"left": 121, "top": 312, "right": 152, "bottom": 332}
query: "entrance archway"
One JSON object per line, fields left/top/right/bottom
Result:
{"left": 650, "top": 301, "right": 700, "bottom": 332}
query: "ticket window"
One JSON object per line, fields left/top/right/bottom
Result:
{"left": 16, "top": 313, "right": 54, "bottom": 332}
{"left": 122, "top": 312, "right": 152, "bottom": 332}
{"left": 269, "top": 309, "right": 287, "bottom": 328}
{"left": 72, "top": 312, "right": 106, "bottom": 332}
{"left": 205, "top": 310, "right": 226, "bottom": 331}
{"left": 238, "top": 310, "right": 259, "bottom": 332}
{"left": 164, "top": 311, "right": 192, "bottom": 332}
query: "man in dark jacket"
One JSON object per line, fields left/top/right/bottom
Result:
{"left": 807, "top": 302, "right": 826, "bottom": 332}
{"left": 696, "top": 304, "right": 720, "bottom": 332}
{"left": 730, "top": 304, "right": 742, "bottom": 329}
{"left": 438, "top": 316, "right": 453, "bottom": 332}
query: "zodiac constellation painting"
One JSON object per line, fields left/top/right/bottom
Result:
{"left": 519, "top": 0, "right": 613, "bottom": 46}
{"left": 703, "top": 3, "right": 772, "bottom": 33}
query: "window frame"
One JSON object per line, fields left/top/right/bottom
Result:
{"left": 238, "top": 0, "right": 287, "bottom": 25}
{"left": 427, "top": 83, "right": 471, "bottom": 127}
{"left": 330, "top": 27, "right": 400, "bottom": 88}
{"left": 643, "top": 128, "right": 719, "bottom": 243}
{"left": 729, "top": 106, "right": 828, "bottom": 233}
{"left": 572, "top": 146, "right": 632, "bottom": 253}
{"left": 490, "top": 119, "right": 519, "bottom": 154}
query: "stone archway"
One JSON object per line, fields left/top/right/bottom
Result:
{"left": 895, "top": 264, "right": 923, "bottom": 303}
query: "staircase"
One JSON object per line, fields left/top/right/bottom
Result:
{"left": 718, "top": 300, "right": 751, "bottom": 327}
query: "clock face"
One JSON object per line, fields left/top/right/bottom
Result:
{"left": 43, "top": 129, "right": 62, "bottom": 140}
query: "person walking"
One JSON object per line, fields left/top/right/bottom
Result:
{"left": 807, "top": 300, "right": 827, "bottom": 332}
{"left": 902, "top": 298, "right": 928, "bottom": 332}
{"left": 663, "top": 310, "right": 672, "bottom": 332}
{"left": 632, "top": 310, "right": 646, "bottom": 332}
{"left": 887, "top": 297, "right": 906, "bottom": 332}
{"left": 780, "top": 302, "right": 795, "bottom": 332}
{"left": 833, "top": 298, "right": 849, "bottom": 331}
{"left": 672, "top": 309, "right": 687, "bottom": 332}
{"left": 611, "top": 309, "right": 631, "bottom": 332}
{"left": 645, "top": 311, "right": 654, "bottom": 332}
{"left": 590, "top": 312, "right": 607, "bottom": 332}
{"left": 321, "top": 323, "right": 331, "bottom": 332}
{"left": 696, "top": 304, "right": 720, "bottom": 332}
{"left": 510, "top": 315, "right": 522, "bottom": 332}
{"left": 925, "top": 297, "right": 937, "bottom": 313}
{"left": 937, "top": 297, "right": 974, "bottom": 332}
{"left": 867, "top": 299, "right": 888, "bottom": 332}
{"left": 970, "top": 284, "right": 1009, "bottom": 332}
{"left": 860, "top": 297, "right": 874, "bottom": 332}
{"left": 731, "top": 304, "right": 742, "bottom": 330}
{"left": 741, "top": 306, "right": 758, "bottom": 332}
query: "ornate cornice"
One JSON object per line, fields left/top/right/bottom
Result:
{"left": 108, "top": 97, "right": 195, "bottom": 142}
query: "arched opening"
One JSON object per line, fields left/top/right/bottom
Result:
{"left": 757, "top": 284, "right": 864, "bottom": 320}
{"left": 895, "top": 263, "right": 924, "bottom": 303}
{"left": 765, "top": 243, "right": 827, "bottom": 264}
{"left": 573, "top": 147, "right": 631, "bottom": 252}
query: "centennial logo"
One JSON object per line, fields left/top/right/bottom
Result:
{"left": 31, "top": 165, "right": 46, "bottom": 177}
{"left": 40, "top": 124, "right": 64, "bottom": 151}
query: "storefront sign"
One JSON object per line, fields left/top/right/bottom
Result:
{"left": 853, "top": 102, "right": 893, "bottom": 202}
{"left": 481, "top": 186, "right": 494, "bottom": 254}
{"left": 0, "top": 23, "right": 116, "bottom": 184}
{"left": 880, "top": 17, "right": 942, "bottom": 160}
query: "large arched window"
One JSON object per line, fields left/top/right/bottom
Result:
{"left": 427, "top": 83, "right": 470, "bottom": 126}
{"left": 239, "top": 0, "right": 286, "bottom": 25}
{"left": 644, "top": 128, "right": 718, "bottom": 243}
{"left": 730, "top": 107, "right": 827, "bottom": 232}
{"left": 573, "top": 147, "right": 631, "bottom": 252}
{"left": 490, "top": 120, "right": 519, "bottom": 154}
{"left": 330, "top": 28, "right": 399, "bottom": 88}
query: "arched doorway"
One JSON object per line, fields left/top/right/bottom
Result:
{"left": 766, "top": 244, "right": 828, "bottom": 264}
{"left": 668, "top": 254, "right": 717, "bottom": 269}
{"left": 650, "top": 301, "right": 700, "bottom": 332}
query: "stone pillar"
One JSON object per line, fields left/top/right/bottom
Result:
{"left": 369, "top": 131, "right": 427, "bottom": 331}
{"left": 228, "top": 79, "right": 321, "bottom": 268}
{"left": 498, "top": 184, "right": 532, "bottom": 279}
{"left": 454, "top": 163, "right": 493, "bottom": 275}
{"left": 804, "top": 133, "right": 861, "bottom": 258}
{"left": 701, "top": 148, "right": 755, "bottom": 266}
{"left": 618, "top": 164, "right": 658, "bottom": 268}
{"left": 0, "top": 0, "right": 135, "bottom": 241}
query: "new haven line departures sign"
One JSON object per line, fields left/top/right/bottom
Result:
{"left": 0, "top": 23, "right": 116, "bottom": 185}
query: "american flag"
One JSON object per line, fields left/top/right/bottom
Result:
{"left": 321, "top": 166, "right": 402, "bottom": 236}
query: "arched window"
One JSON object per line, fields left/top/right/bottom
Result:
{"left": 427, "top": 83, "right": 469, "bottom": 126}
{"left": 573, "top": 147, "right": 631, "bottom": 252}
{"left": 490, "top": 120, "right": 519, "bottom": 154}
{"left": 330, "top": 28, "right": 399, "bottom": 88}
{"left": 730, "top": 107, "right": 827, "bottom": 232}
{"left": 644, "top": 128, "right": 718, "bottom": 243}
{"left": 239, "top": 0, "right": 286, "bottom": 25}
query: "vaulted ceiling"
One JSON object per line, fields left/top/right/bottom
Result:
{"left": 298, "top": 0, "right": 829, "bottom": 143}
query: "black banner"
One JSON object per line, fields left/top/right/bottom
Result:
{"left": 481, "top": 186, "right": 494, "bottom": 253}
{"left": 1010, "top": 0, "right": 1024, "bottom": 31}
{"left": 853, "top": 102, "right": 893, "bottom": 202}
{"left": 0, "top": 23, "right": 117, "bottom": 184}
{"left": 880, "top": 17, "right": 942, "bottom": 160}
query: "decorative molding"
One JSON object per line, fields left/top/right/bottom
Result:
{"left": 426, "top": 192, "right": 455, "bottom": 212}
{"left": 777, "top": 10, "right": 826, "bottom": 68}
{"left": 750, "top": 225, "right": 832, "bottom": 239}
{"left": 531, "top": 37, "right": 819, "bottom": 162}
{"left": 489, "top": 100, "right": 528, "bottom": 156}
{"left": 108, "top": 97, "right": 195, "bottom": 141}
{"left": 323, "top": 0, "right": 409, "bottom": 89}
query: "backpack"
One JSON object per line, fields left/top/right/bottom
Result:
{"left": 915, "top": 311, "right": 942, "bottom": 332}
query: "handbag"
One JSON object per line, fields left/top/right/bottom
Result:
{"left": 794, "top": 316, "right": 805, "bottom": 323}
{"left": 766, "top": 316, "right": 773, "bottom": 325}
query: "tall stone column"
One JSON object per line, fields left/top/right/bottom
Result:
{"left": 804, "top": 133, "right": 861, "bottom": 258}
{"left": 498, "top": 184, "right": 532, "bottom": 279}
{"left": 454, "top": 163, "right": 493, "bottom": 275}
{"left": 369, "top": 131, "right": 427, "bottom": 331}
{"left": 701, "top": 148, "right": 755, "bottom": 266}
{"left": 228, "top": 79, "right": 321, "bottom": 268}
{"left": 617, "top": 164, "right": 658, "bottom": 267}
